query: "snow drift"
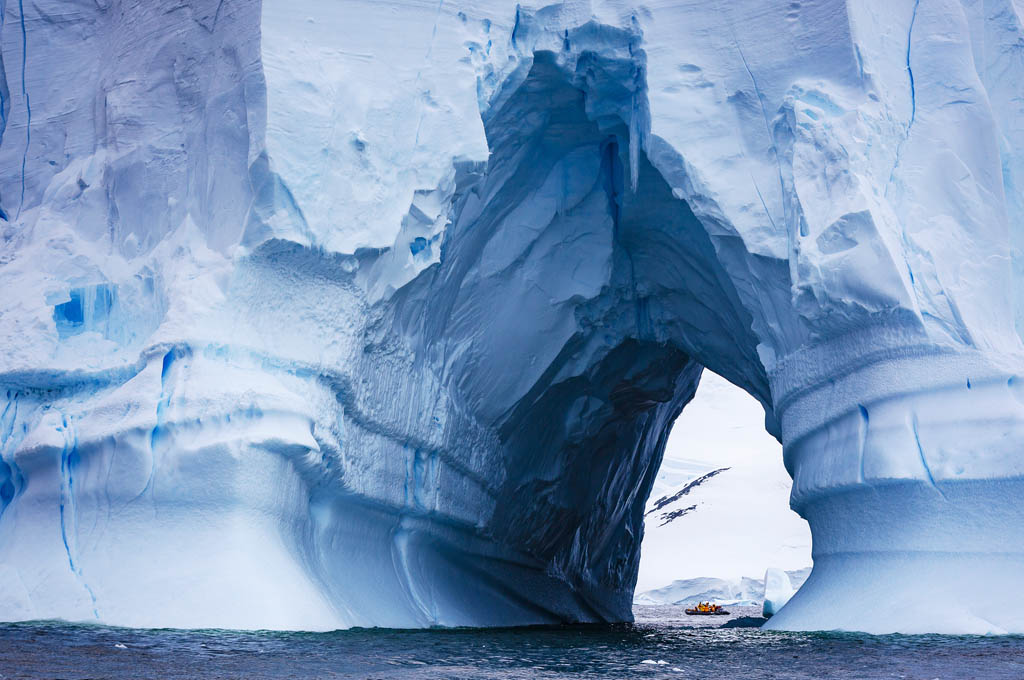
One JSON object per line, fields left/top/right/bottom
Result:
{"left": 1, "top": 0, "right": 1024, "bottom": 634}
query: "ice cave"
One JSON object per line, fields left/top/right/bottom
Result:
{"left": 0, "top": 0, "right": 1023, "bottom": 635}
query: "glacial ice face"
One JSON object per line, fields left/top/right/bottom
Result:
{"left": 1, "top": 0, "right": 1024, "bottom": 634}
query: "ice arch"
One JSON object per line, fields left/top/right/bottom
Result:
{"left": 0, "top": 1, "right": 1023, "bottom": 635}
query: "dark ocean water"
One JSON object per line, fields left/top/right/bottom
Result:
{"left": 1, "top": 606, "right": 1022, "bottom": 680}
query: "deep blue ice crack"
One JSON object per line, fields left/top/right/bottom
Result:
{"left": 15, "top": 0, "right": 30, "bottom": 220}
{"left": 906, "top": 0, "right": 921, "bottom": 130}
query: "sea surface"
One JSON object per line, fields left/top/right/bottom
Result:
{"left": 1, "top": 605, "right": 1022, "bottom": 679}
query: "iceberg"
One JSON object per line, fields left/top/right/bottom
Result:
{"left": 635, "top": 576, "right": 765, "bottom": 608}
{"left": 1, "top": 0, "right": 1023, "bottom": 634}
{"left": 761, "top": 568, "right": 796, "bottom": 617}
{"left": 634, "top": 567, "right": 810, "bottom": 608}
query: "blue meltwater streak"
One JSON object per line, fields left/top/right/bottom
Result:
{"left": 57, "top": 416, "right": 99, "bottom": 620}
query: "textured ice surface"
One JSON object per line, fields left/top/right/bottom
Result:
{"left": 1, "top": 0, "right": 1024, "bottom": 634}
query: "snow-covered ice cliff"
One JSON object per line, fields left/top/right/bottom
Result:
{"left": 1, "top": 0, "right": 1023, "bottom": 634}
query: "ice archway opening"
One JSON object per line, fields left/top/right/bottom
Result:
{"left": 635, "top": 371, "right": 812, "bottom": 598}
{"left": 358, "top": 47, "right": 785, "bottom": 625}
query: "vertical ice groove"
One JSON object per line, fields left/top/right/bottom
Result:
{"left": 0, "top": 396, "right": 16, "bottom": 453}
{"left": 58, "top": 416, "right": 75, "bottom": 571}
{"left": 510, "top": 4, "right": 520, "bottom": 47}
{"left": 393, "top": 447, "right": 434, "bottom": 624}
{"left": 392, "top": 522, "right": 434, "bottom": 624}
{"left": 720, "top": 2, "right": 784, "bottom": 228}
{"left": 751, "top": 175, "right": 779, "bottom": 232}
{"left": 856, "top": 405, "right": 869, "bottom": 484}
{"left": 629, "top": 93, "right": 640, "bottom": 193}
{"left": 911, "top": 412, "right": 946, "bottom": 499}
{"left": 135, "top": 347, "right": 184, "bottom": 505}
{"left": 0, "top": 394, "right": 29, "bottom": 516}
{"left": 58, "top": 415, "right": 99, "bottom": 619}
{"left": 0, "top": 1, "right": 9, "bottom": 152}
{"left": 15, "top": 0, "right": 29, "bottom": 219}
{"left": 887, "top": 0, "right": 922, "bottom": 192}
{"left": 601, "top": 136, "right": 644, "bottom": 334}
{"left": 906, "top": 0, "right": 921, "bottom": 129}
{"left": 0, "top": 395, "right": 19, "bottom": 519}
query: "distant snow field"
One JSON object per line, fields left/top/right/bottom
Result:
{"left": 635, "top": 371, "right": 812, "bottom": 600}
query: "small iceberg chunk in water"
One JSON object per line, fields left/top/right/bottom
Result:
{"left": 762, "top": 568, "right": 796, "bottom": 617}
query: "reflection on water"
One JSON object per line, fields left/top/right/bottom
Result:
{"left": 2, "top": 605, "right": 1022, "bottom": 679}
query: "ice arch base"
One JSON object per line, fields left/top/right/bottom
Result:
{"left": 773, "top": 480, "right": 1024, "bottom": 634}
{"left": 769, "top": 360, "right": 1024, "bottom": 634}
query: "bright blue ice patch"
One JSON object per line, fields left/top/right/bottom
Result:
{"left": 50, "top": 278, "right": 164, "bottom": 346}
{"left": 410, "top": 237, "right": 429, "bottom": 256}
{"left": 53, "top": 284, "right": 115, "bottom": 338}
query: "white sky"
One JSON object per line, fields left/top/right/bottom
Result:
{"left": 635, "top": 370, "right": 812, "bottom": 593}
